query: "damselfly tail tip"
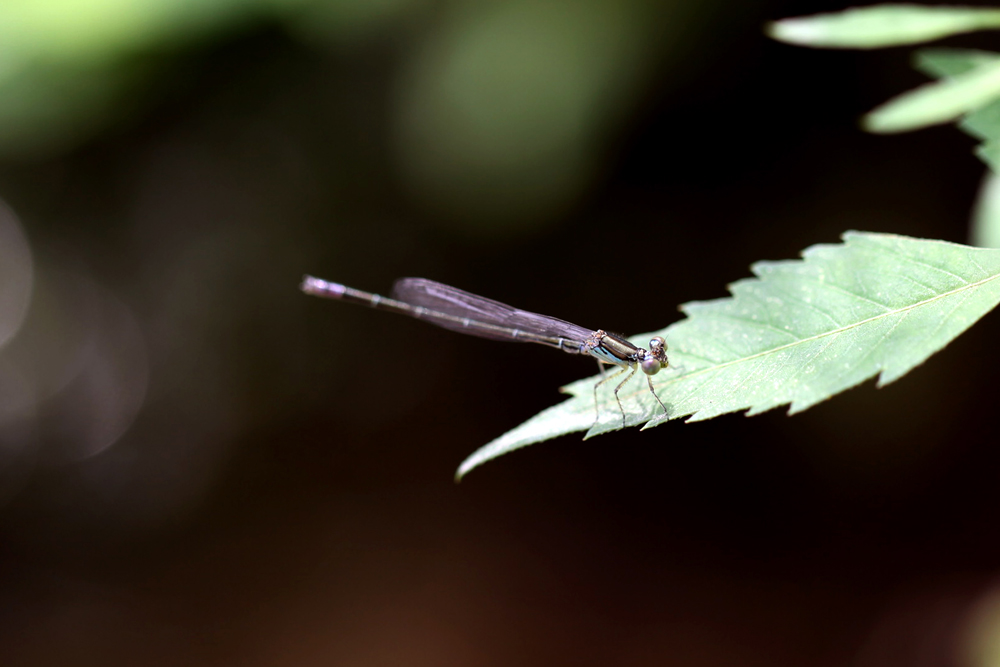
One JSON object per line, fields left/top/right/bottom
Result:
{"left": 300, "top": 275, "right": 346, "bottom": 299}
{"left": 300, "top": 275, "right": 320, "bottom": 293}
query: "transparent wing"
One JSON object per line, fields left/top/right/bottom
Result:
{"left": 390, "top": 278, "right": 593, "bottom": 345}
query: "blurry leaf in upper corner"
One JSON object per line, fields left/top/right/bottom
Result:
{"left": 0, "top": 0, "right": 278, "bottom": 159}
{"left": 971, "top": 171, "right": 1000, "bottom": 248}
{"left": 390, "top": 0, "right": 711, "bottom": 237}
{"left": 863, "top": 54, "right": 1000, "bottom": 133}
{"left": 915, "top": 47, "right": 1000, "bottom": 79}
{"left": 768, "top": 4, "right": 1000, "bottom": 50}
{"left": 911, "top": 48, "right": 1000, "bottom": 174}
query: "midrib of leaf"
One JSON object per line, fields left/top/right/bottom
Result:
{"left": 667, "top": 267, "right": 995, "bottom": 384}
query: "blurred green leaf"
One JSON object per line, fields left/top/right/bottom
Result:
{"left": 768, "top": 4, "right": 1000, "bottom": 49}
{"left": 863, "top": 56, "right": 1000, "bottom": 133}
{"left": 972, "top": 171, "right": 1000, "bottom": 248}
{"left": 457, "top": 232, "right": 1000, "bottom": 479}
{"left": 921, "top": 54, "right": 1000, "bottom": 231}
{"left": 0, "top": 0, "right": 262, "bottom": 157}
{"left": 915, "top": 47, "right": 1000, "bottom": 78}
{"left": 0, "top": 0, "right": 418, "bottom": 158}
{"left": 0, "top": 0, "right": 252, "bottom": 62}
{"left": 392, "top": 0, "right": 670, "bottom": 234}
{"left": 910, "top": 48, "right": 1000, "bottom": 171}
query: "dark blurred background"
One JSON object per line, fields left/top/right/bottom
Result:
{"left": 1, "top": 0, "right": 1000, "bottom": 665}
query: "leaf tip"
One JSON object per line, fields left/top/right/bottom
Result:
{"left": 766, "top": 17, "right": 824, "bottom": 47}
{"left": 861, "top": 107, "right": 912, "bottom": 135}
{"left": 454, "top": 456, "right": 477, "bottom": 482}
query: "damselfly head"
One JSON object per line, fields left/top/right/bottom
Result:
{"left": 640, "top": 336, "right": 669, "bottom": 375}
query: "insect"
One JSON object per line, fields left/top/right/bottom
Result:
{"left": 301, "top": 276, "right": 668, "bottom": 427}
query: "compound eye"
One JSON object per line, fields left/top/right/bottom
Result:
{"left": 649, "top": 336, "right": 666, "bottom": 352}
{"left": 641, "top": 355, "right": 662, "bottom": 375}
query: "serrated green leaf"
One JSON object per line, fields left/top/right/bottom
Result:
{"left": 863, "top": 57, "right": 1000, "bottom": 133}
{"left": 768, "top": 4, "right": 1000, "bottom": 49}
{"left": 457, "top": 232, "right": 1000, "bottom": 480}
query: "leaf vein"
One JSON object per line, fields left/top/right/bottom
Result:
{"left": 876, "top": 241, "right": 972, "bottom": 285}
{"left": 924, "top": 287, "right": 973, "bottom": 343}
{"left": 894, "top": 272, "right": 941, "bottom": 296}
{"left": 763, "top": 287, "right": 843, "bottom": 328}
{"left": 673, "top": 268, "right": 1000, "bottom": 384}
{"left": 818, "top": 280, "right": 893, "bottom": 311}
{"left": 767, "top": 333, "right": 839, "bottom": 401}
{"left": 714, "top": 314, "right": 802, "bottom": 341}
